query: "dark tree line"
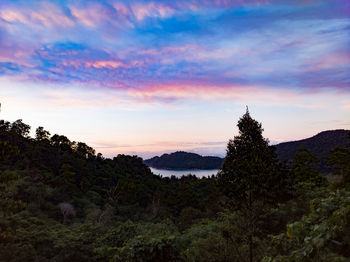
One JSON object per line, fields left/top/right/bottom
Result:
{"left": 0, "top": 112, "right": 349, "bottom": 261}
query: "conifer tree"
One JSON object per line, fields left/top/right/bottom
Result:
{"left": 218, "top": 108, "right": 287, "bottom": 262}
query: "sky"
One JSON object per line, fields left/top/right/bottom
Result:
{"left": 0, "top": 0, "right": 349, "bottom": 158}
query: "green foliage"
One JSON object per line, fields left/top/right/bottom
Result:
{"left": 0, "top": 171, "right": 26, "bottom": 217}
{"left": 276, "top": 129, "right": 350, "bottom": 173}
{"left": 218, "top": 109, "right": 290, "bottom": 206}
{"left": 180, "top": 216, "right": 244, "bottom": 262}
{"left": 264, "top": 189, "right": 350, "bottom": 261}
{"left": 178, "top": 207, "right": 203, "bottom": 230}
{"left": 329, "top": 134, "right": 350, "bottom": 188}
{"left": 218, "top": 109, "right": 293, "bottom": 262}
{"left": 0, "top": 141, "right": 19, "bottom": 164}
{"left": 109, "top": 235, "right": 180, "bottom": 262}
{"left": 292, "top": 148, "right": 327, "bottom": 187}
{"left": 0, "top": 117, "right": 348, "bottom": 261}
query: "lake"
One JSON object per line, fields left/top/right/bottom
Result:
{"left": 150, "top": 167, "right": 219, "bottom": 178}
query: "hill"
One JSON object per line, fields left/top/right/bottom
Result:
{"left": 275, "top": 129, "right": 350, "bottom": 173}
{"left": 144, "top": 151, "right": 224, "bottom": 170}
{"left": 2, "top": 118, "right": 350, "bottom": 261}
{"left": 144, "top": 130, "right": 350, "bottom": 172}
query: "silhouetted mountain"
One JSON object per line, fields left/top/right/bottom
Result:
{"left": 144, "top": 151, "right": 224, "bottom": 170}
{"left": 275, "top": 129, "right": 350, "bottom": 173}
{"left": 145, "top": 130, "right": 350, "bottom": 172}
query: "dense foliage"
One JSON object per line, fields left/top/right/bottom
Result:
{"left": 0, "top": 115, "right": 349, "bottom": 262}
{"left": 218, "top": 109, "right": 292, "bottom": 262}
{"left": 276, "top": 129, "right": 349, "bottom": 173}
{"left": 144, "top": 151, "right": 224, "bottom": 170}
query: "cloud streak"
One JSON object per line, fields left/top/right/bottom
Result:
{"left": 0, "top": 0, "right": 349, "bottom": 106}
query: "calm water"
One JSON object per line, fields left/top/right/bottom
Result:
{"left": 150, "top": 167, "right": 219, "bottom": 178}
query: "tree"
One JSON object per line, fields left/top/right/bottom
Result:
{"left": 0, "top": 120, "right": 10, "bottom": 133}
{"left": 0, "top": 171, "right": 26, "bottom": 217}
{"left": 50, "top": 134, "right": 73, "bottom": 152}
{"left": 329, "top": 133, "right": 350, "bottom": 187}
{"left": 291, "top": 147, "right": 327, "bottom": 187}
{"left": 218, "top": 108, "right": 287, "bottom": 262}
{"left": 75, "top": 142, "right": 95, "bottom": 158}
{"left": 0, "top": 141, "right": 19, "bottom": 163}
{"left": 10, "top": 119, "right": 30, "bottom": 137}
{"left": 59, "top": 163, "right": 76, "bottom": 186}
{"left": 35, "top": 126, "right": 51, "bottom": 141}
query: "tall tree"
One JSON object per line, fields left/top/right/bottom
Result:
{"left": 218, "top": 108, "right": 286, "bottom": 262}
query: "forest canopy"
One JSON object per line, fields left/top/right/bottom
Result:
{"left": 0, "top": 113, "right": 350, "bottom": 262}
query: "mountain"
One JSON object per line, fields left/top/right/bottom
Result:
{"left": 275, "top": 129, "right": 350, "bottom": 173}
{"left": 145, "top": 130, "right": 350, "bottom": 172}
{"left": 144, "top": 151, "right": 224, "bottom": 170}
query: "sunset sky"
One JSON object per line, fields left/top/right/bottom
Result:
{"left": 0, "top": 0, "right": 349, "bottom": 158}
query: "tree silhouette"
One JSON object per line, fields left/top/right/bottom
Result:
{"left": 10, "top": 119, "right": 30, "bottom": 137}
{"left": 35, "top": 126, "right": 51, "bottom": 141}
{"left": 218, "top": 108, "right": 283, "bottom": 262}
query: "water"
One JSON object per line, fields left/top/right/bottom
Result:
{"left": 150, "top": 167, "right": 219, "bottom": 178}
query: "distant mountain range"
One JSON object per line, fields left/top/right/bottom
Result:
{"left": 144, "top": 130, "right": 349, "bottom": 172}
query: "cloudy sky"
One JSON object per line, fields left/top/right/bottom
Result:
{"left": 0, "top": 0, "right": 349, "bottom": 158}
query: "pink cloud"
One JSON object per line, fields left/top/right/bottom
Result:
{"left": 29, "top": 3, "right": 74, "bottom": 28}
{"left": 124, "top": 81, "right": 279, "bottom": 105}
{"left": 302, "top": 51, "right": 350, "bottom": 72}
{"left": 0, "top": 3, "right": 73, "bottom": 28}
{"left": 0, "top": 9, "right": 27, "bottom": 24}
{"left": 69, "top": 2, "right": 134, "bottom": 28}
{"left": 343, "top": 100, "right": 350, "bottom": 109}
{"left": 0, "top": 38, "right": 36, "bottom": 68}
{"left": 125, "top": 0, "right": 272, "bottom": 22}
{"left": 69, "top": 4, "right": 109, "bottom": 27}
{"left": 60, "top": 57, "right": 130, "bottom": 70}
{"left": 86, "top": 60, "right": 128, "bottom": 69}
{"left": 112, "top": 2, "right": 132, "bottom": 17}
{"left": 174, "top": 0, "right": 271, "bottom": 11}
{"left": 130, "top": 2, "right": 175, "bottom": 21}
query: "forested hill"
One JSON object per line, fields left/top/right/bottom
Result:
{"left": 145, "top": 130, "right": 350, "bottom": 171}
{"left": 2, "top": 117, "right": 350, "bottom": 261}
{"left": 275, "top": 129, "right": 350, "bottom": 172}
{"left": 144, "top": 151, "right": 224, "bottom": 169}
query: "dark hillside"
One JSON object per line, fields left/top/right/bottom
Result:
{"left": 144, "top": 130, "right": 350, "bottom": 172}
{"left": 275, "top": 129, "right": 350, "bottom": 173}
{"left": 144, "top": 151, "right": 224, "bottom": 170}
